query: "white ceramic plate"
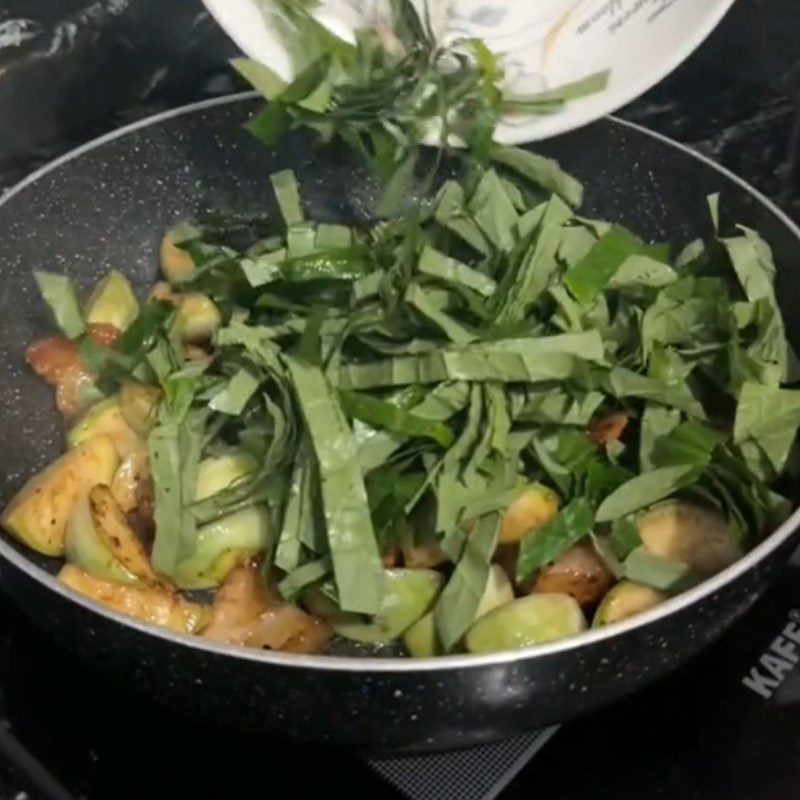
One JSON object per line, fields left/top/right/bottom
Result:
{"left": 203, "top": 0, "right": 738, "bottom": 143}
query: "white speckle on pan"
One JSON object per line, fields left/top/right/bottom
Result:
{"left": 0, "top": 18, "right": 38, "bottom": 51}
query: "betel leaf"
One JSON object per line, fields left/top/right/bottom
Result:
{"left": 639, "top": 405, "right": 681, "bottom": 472}
{"left": 608, "top": 517, "right": 642, "bottom": 560}
{"left": 623, "top": 546, "right": 700, "bottom": 593}
{"left": 340, "top": 390, "right": 455, "bottom": 448}
{"left": 149, "top": 401, "right": 208, "bottom": 577}
{"left": 468, "top": 169, "right": 519, "bottom": 252}
{"left": 284, "top": 357, "right": 384, "bottom": 615}
{"left": 490, "top": 144, "right": 583, "bottom": 208}
{"left": 354, "top": 381, "right": 469, "bottom": 473}
{"left": 708, "top": 193, "right": 720, "bottom": 233}
{"left": 731, "top": 298, "right": 795, "bottom": 387}
{"left": 595, "top": 464, "right": 701, "bottom": 522}
{"left": 516, "top": 498, "right": 594, "bottom": 583}
{"left": 503, "top": 70, "right": 610, "bottom": 112}
{"left": 404, "top": 283, "right": 477, "bottom": 344}
{"left": 275, "top": 442, "right": 311, "bottom": 572}
{"left": 492, "top": 219, "right": 565, "bottom": 325}
{"left": 564, "top": 227, "right": 649, "bottom": 305}
{"left": 34, "top": 272, "right": 85, "bottom": 339}
{"left": 722, "top": 227, "right": 777, "bottom": 305}
{"left": 270, "top": 170, "right": 305, "bottom": 227}
{"left": 511, "top": 389, "right": 604, "bottom": 427}
{"left": 648, "top": 345, "right": 693, "bottom": 385}
{"left": 279, "top": 556, "right": 332, "bottom": 601}
{"left": 650, "top": 420, "right": 725, "bottom": 469}
{"left": 607, "top": 367, "right": 705, "bottom": 419}
{"left": 733, "top": 381, "right": 800, "bottom": 474}
{"left": 433, "top": 181, "right": 491, "bottom": 255}
{"left": 231, "top": 57, "right": 287, "bottom": 101}
{"left": 640, "top": 277, "right": 727, "bottom": 353}
{"left": 208, "top": 367, "right": 260, "bottom": 415}
{"left": 607, "top": 254, "right": 678, "bottom": 290}
{"left": 530, "top": 428, "right": 597, "bottom": 497}
{"left": 377, "top": 153, "right": 419, "bottom": 219}
{"left": 117, "top": 300, "right": 174, "bottom": 356}
{"left": 434, "top": 512, "right": 500, "bottom": 651}
{"left": 337, "top": 331, "right": 606, "bottom": 389}
{"left": 417, "top": 245, "right": 497, "bottom": 297}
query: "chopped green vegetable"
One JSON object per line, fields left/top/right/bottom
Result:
{"left": 734, "top": 382, "right": 800, "bottom": 475}
{"left": 516, "top": 498, "right": 593, "bottom": 583}
{"left": 623, "top": 546, "right": 700, "bottom": 593}
{"left": 284, "top": 357, "right": 384, "bottom": 615}
{"left": 208, "top": 368, "right": 260, "bottom": 415}
{"left": 149, "top": 397, "right": 208, "bottom": 578}
{"left": 34, "top": 272, "right": 85, "bottom": 339}
{"left": 340, "top": 390, "right": 455, "bottom": 448}
{"left": 465, "top": 594, "right": 587, "bottom": 654}
{"left": 490, "top": 145, "right": 583, "bottom": 208}
{"left": 270, "top": 169, "right": 305, "bottom": 227}
{"left": 564, "top": 227, "right": 651, "bottom": 305}
{"left": 434, "top": 512, "right": 500, "bottom": 651}
{"left": 595, "top": 465, "right": 701, "bottom": 522}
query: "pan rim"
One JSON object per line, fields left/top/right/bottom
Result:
{"left": 1, "top": 91, "right": 799, "bottom": 673}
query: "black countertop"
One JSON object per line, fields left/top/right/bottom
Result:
{"left": 1, "top": 0, "right": 800, "bottom": 215}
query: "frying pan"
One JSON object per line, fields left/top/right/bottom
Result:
{"left": 0, "top": 93, "right": 798, "bottom": 752}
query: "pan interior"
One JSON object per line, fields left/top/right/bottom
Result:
{"left": 1, "top": 94, "right": 799, "bottom": 669}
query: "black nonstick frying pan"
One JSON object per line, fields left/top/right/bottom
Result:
{"left": 0, "top": 93, "right": 799, "bottom": 752}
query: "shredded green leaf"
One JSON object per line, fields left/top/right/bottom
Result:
{"left": 34, "top": 272, "right": 85, "bottom": 339}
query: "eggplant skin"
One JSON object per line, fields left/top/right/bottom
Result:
{"left": 1, "top": 434, "right": 119, "bottom": 557}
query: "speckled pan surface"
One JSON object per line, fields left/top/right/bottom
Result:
{"left": 1, "top": 94, "right": 799, "bottom": 751}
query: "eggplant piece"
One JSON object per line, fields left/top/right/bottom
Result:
{"left": 88, "top": 485, "right": 167, "bottom": 588}
{"left": 404, "top": 565, "right": 515, "bottom": 658}
{"left": 173, "top": 452, "right": 269, "bottom": 589}
{"left": 68, "top": 397, "right": 143, "bottom": 459}
{"left": 194, "top": 451, "right": 255, "bottom": 499}
{"left": 533, "top": 542, "right": 615, "bottom": 607}
{"left": 65, "top": 495, "right": 141, "bottom": 585}
{"left": 203, "top": 565, "right": 332, "bottom": 654}
{"left": 403, "top": 611, "right": 440, "bottom": 658}
{"left": 309, "top": 569, "right": 444, "bottom": 644}
{"left": 636, "top": 501, "right": 742, "bottom": 573}
{"left": 110, "top": 449, "right": 150, "bottom": 514}
{"left": 1, "top": 435, "right": 119, "bottom": 556}
{"left": 174, "top": 506, "right": 271, "bottom": 590}
{"left": 593, "top": 580, "right": 666, "bottom": 627}
{"left": 476, "top": 564, "right": 516, "bottom": 618}
{"left": 160, "top": 228, "right": 196, "bottom": 283}
{"left": 465, "top": 593, "right": 586, "bottom": 654}
{"left": 500, "top": 483, "right": 560, "bottom": 544}
{"left": 58, "top": 564, "right": 207, "bottom": 634}
{"left": 119, "top": 382, "right": 161, "bottom": 436}
{"left": 83, "top": 270, "right": 139, "bottom": 332}
{"left": 177, "top": 293, "right": 221, "bottom": 343}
